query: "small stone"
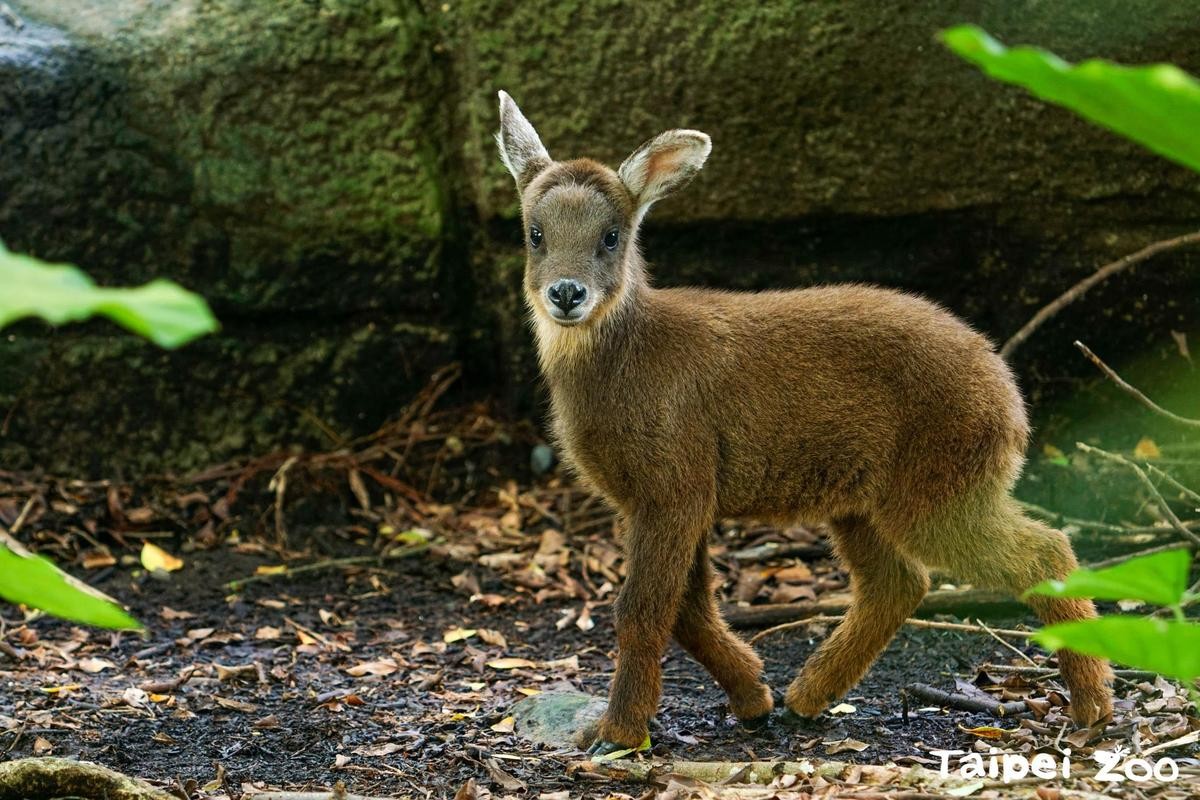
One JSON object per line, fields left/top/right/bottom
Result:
{"left": 530, "top": 444, "right": 555, "bottom": 475}
{"left": 512, "top": 690, "right": 607, "bottom": 748}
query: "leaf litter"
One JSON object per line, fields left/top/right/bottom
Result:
{"left": 0, "top": 367, "right": 1196, "bottom": 798}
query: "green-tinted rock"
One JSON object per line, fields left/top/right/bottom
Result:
{"left": 443, "top": 1, "right": 1200, "bottom": 221}
{"left": 2, "top": 0, "right": 444, "bottom": 312}
{"left": 512, "top": 690, "right": 608, "bottom": 748}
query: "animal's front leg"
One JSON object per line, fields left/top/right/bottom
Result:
{"left": 587, "top": 507, "right": 708, "bottom": 754}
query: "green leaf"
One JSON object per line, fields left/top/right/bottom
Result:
{"left": 0, "top": 240, "right": 218, "bottom": 348}
{"left": 941, "top": 25, "right": 1200, "bottom": 173}
{"left": 0, "top": 536, "right": 141, "bottom": 630}
{"left": 1023, "top": 548, "right": 1192, "bottom": 607}
{"left": 1034, "top": 616, "right": 1200, "bottom": 683}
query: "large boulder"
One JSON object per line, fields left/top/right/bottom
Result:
{"left": 2, "top": 0, "right": 1198, "bottom": 475}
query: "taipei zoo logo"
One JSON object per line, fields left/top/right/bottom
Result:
{"left": 932, "top": 746, "right": 1182, "bottom": 784}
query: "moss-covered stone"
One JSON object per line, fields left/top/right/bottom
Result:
{"left": 2, "top": 0, "right": 445, "bottom": 312}
{"left": 0, "top": 316, "right": 453, "bottom": 476}
{"left": 438, "top": 0, "right": 1200, "bottom": 222}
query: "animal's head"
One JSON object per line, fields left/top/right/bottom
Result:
{"left": 496, "top": 90, "right": 710, "bottom": 329}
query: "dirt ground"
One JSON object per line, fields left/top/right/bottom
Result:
{"left": 2, "top": 542, "right": 1197, "bottom": 799}
{"left": 2, "top": 386, "right": 1199, "bottom": 799}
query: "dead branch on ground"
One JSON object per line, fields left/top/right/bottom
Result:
{"left": 903, "top": 683, "right": 1030, "bottom": 718}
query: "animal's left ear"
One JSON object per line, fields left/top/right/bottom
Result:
{"left": 618, "top": 129, "right": 711, "bottom": 215}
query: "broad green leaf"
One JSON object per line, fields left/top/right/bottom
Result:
{"left": 0, "top": 240, "right": 217, "bottom": 348}
{"left": 1034, "top": 616, "right": 1200, "bottom": 683}
{"left": 941, "top": 25, "right": 1200, "bottom": 173}
{"left": 0, "top": 536, "right": 141, "bottom": 630}
{"left": 1024, "top": 548, "right": 1192, "bottom": 607}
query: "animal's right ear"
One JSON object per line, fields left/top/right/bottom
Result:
{"left": 496, "top": 91, "right": 551, "bottom": 191}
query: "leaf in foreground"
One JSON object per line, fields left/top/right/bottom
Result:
{"left": 0, "top": 240, "right": 217, "bottom": 348}
{"left": 1023, "top": 548, "right": 1192, "bottom": 607}
{"left": 941, "top": 25, "right": 1200, "bottom": 174}
{"left": 0, "top": 535, "right": 141, "bottom": 629}
{"left": 1034, "top": 616, "right": 1200, "bottom": 683}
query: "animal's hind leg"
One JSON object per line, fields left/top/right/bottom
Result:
{"left": 909, "top": 499, "right": 1113, "bottom": 726}
{"left": 673, "top": 539, "right": 773, "bottom": 723}
{"left": 785, "top": 515, "right": 930, "bottom": 717}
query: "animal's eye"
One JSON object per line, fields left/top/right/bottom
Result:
{"left": 602, "top": 227, "right": 619, "bottom": 251}
{"left": 529, "top": 225, "right": 543, "bottom": 249}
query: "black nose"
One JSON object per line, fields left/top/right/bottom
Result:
{"left": 547, "top": 279, "right": 587, "bottom": 313}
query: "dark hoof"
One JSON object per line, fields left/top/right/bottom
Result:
{"left": 740, "top": 712, "right": 771, "bottom": 732}
{"left": 586, "top": 739, "right": 628, "bottom": 758}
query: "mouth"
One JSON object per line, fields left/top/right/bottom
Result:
{"left": 546, "top": 307, "right": 588, "bottom": 326}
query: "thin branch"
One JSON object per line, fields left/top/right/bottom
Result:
{"left": 1076, "top": 442, "right": 1200, "bottom": 547}
{"left": 976, "top": 618, "right": 1037, "bottom": 666}
{"left": 1000, "top": 231, "right": 1200, "bottom": 359}
{"left": 979, "top": 663, "right": 1158, "bottom": 681}
{"left": 1144, "top": 462, "right": 1200, "bottom": 506}
{"left": 749, "top": 613, "right": 1032, "bottom": 645}
{"left": 1075, "top": 341, "right": 1200, "bottom": 429}
{"left": 225, "top": 542, "right": 434, "bottom": 590}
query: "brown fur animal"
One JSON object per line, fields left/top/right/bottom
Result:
{"left": 496, "top": 91, "right": 1113, "bottom": 754}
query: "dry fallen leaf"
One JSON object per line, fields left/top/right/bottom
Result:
{"left": 824, "top": 737, "right": 870, "bottom": 754}
{"left": 213, "top": 696, "right": 259, "bottom": 713}
{"left": 76, "top": 657, "right": 116, "bottom": 674}
{"left": 254, "top": 564, "right": 289, "bottom": 576}
{"left": 487, "top": 657, "right": 536, "bottom": 670}
{"left": 140, "top": 542, "right": 184, "bottom": 573}
{"left": 345, "top": 658, "right": 399, "bottom": 678}
{"left": 255, "top": 626, "right": 282, "bottom": 640}
{"left": 353, "top": 742, "right": 403, "bottom": 757}
{"left": 160, "top": 606, "right": 195, "bottom": 621}
{"left": 490, "top": 716, "right": 515, "bottom": 733}
{"left": 443, "top": 627, "right": 477, "bottom": 644}
{"left": 959, "top": 724, "right": 1008, "bottom": 739}
{"left": 478, "top": 628, "right": 508, "bottom": 648}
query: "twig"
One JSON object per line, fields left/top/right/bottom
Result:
{"left": 8, "top": 496, "right": 35, "bottom": 535}
{"left": 225, "top": 542, "right": 434, "bottom": 590}
{"left": 903, "top": 682, "right": 1030, "bottom": 718}
{"left": 1016, "top": 499, "right": 1200, "bottom": 537}
{"left": 979, "top": 663, "right": 1158, "bottom": 681}
{"left": 975, "top": 618, "right": 1036, "bottom": 665}
{"left": 750, "top": 614, "right": 1032, "bottom": 645}
{"left": 725, "top": 587, "right": 1021, "bottom": 629}
{"left": 1076, "top": 442, "right": 1200, "bottom": 546}
{"left": 1000, "top": 231, "right": 1200, "bottom": 358}
{"left": 1144, "top": 462, "right": 1200, "bottom": 507}
{"left": 1075, "top": 341, "right": 1200, "bottom": 429}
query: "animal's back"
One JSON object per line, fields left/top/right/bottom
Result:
{"left": 650, "top": 284, "right": 1030, "bottom": 524}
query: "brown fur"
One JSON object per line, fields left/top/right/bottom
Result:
{"left": 497, "top": 92, "right": 1113, "bottom": 749}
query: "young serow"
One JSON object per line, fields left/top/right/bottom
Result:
{"left": 496, "top": 91, "right": 1113, "bottom": 754}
